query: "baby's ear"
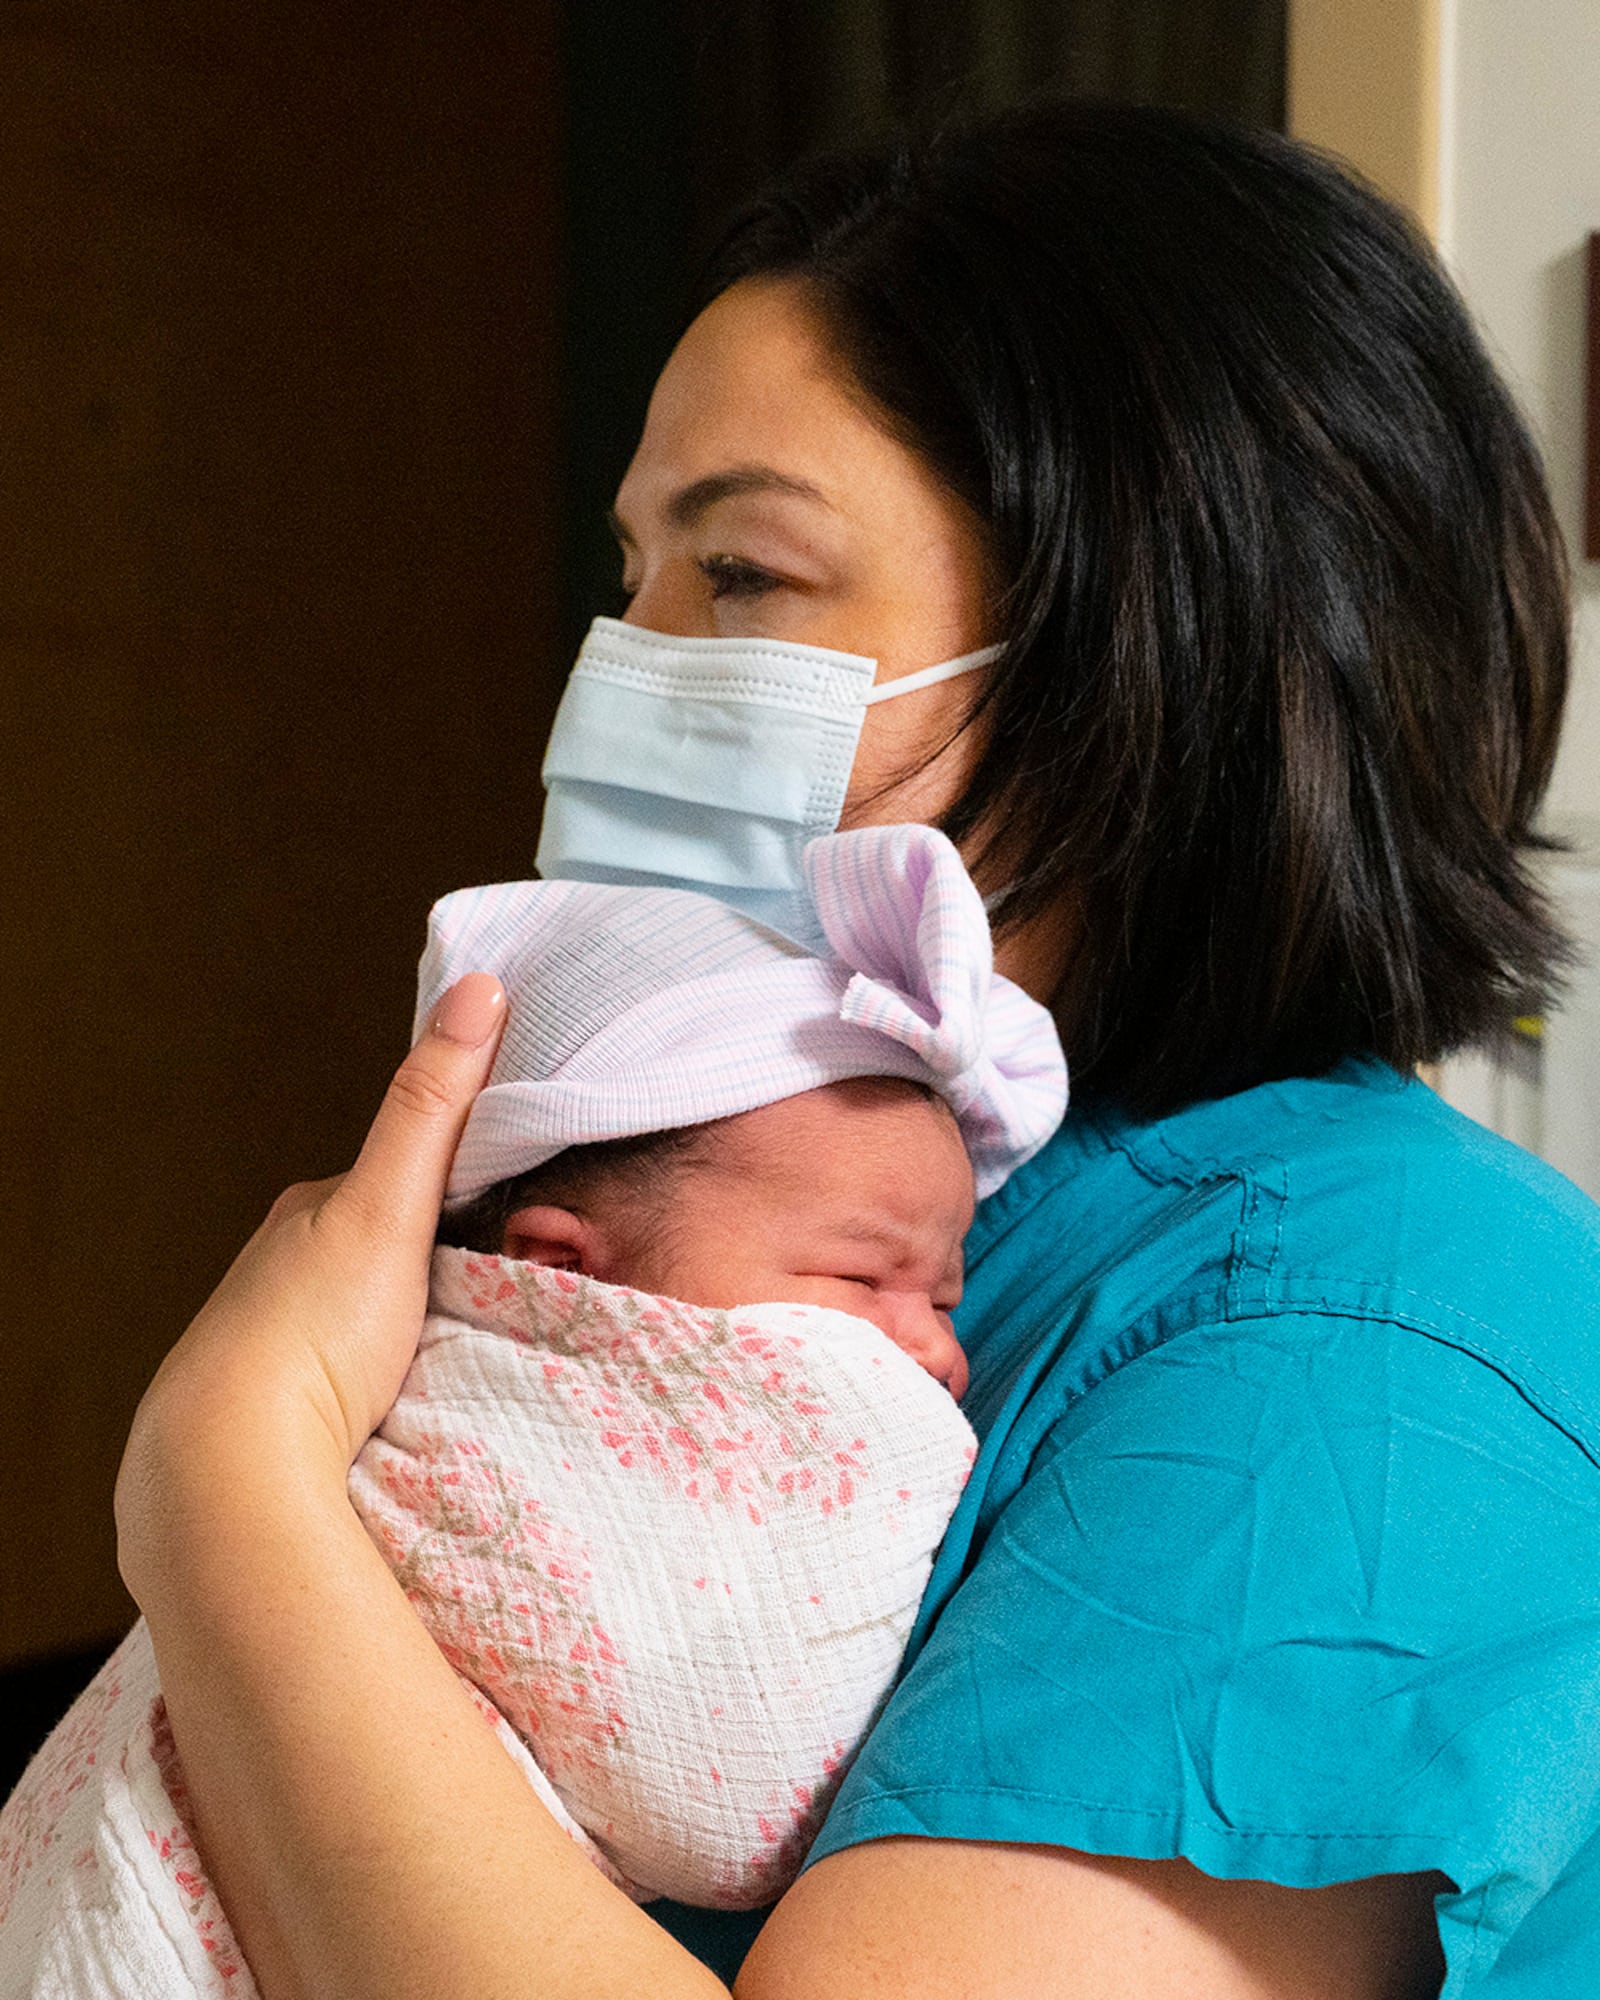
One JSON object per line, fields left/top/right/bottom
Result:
{"left": 500, "top": 1203, "right": 604, "bottom": 1273}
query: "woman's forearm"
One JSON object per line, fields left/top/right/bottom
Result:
{"left": 131, "top": 1387, "right": 729, "bottom": 2000}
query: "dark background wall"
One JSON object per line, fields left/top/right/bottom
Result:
{"left": 1, "top": 0, "right": 1281, "bottom": 1788}
{"left": 1, "top": 2, "right": 564, "bottom": 1689}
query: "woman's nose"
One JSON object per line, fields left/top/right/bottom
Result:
{"left": 875, "top": 1293, "right": 970, "bottom": 1401}
{"left": 621, "top": 567, "right": 706, "bottom": 639}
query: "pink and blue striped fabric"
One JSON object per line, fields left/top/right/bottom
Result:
{"left": 416, "top": 824, "right": 1067, "bottom": 1204}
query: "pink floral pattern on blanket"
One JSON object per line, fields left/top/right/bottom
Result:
{"left": 0, "top": 1257, "right": 975, "bottom": 1987}
{"left": 733, "top": 1745, "right": 849, "bottom": 1897}
{"left": 455, "top": 1255, "right": 925, "bottom": 1526}
{"left": 360, "top": 1435, "right": 625, "bottom": 1774}
{"left": 0, "top": 1654, "right": 123, "bottom": 1925}
{"left": 0, "top": 1622, "right": 248, "bottom": 1994}
{"left": 145, "top": 1697, "right": 245, "bottom": 1984}
{"left": 348, "top": 1251, "right": 977, "bottom": 1908}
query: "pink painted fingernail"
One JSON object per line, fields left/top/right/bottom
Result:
{"left": 430, "top": 972, "right": 505, "bottom": 1048}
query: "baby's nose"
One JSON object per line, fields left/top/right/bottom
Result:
{"left": 875, "top": 1293, "right": 970, "bottom": 1401}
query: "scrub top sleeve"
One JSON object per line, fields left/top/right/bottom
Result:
{"left": 807, "top": 1313, "right": 1600, "bottom": 1990}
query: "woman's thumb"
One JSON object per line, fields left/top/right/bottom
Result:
{"left": 337, "top": 972, "right": 506, "bottom": 1237}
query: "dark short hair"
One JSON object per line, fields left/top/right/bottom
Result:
{"left": 438, "top": 1077, "right": 948, "bottom": 1253}
{"left": 701, "top": 100, "right": 1572, "bottom": 1114}
{"left": 436, "top": 1125, "right": 708, "bottom": 1256}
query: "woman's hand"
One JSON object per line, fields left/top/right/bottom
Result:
{"left": 115, "top": 971, "right": 507, "bottom": 1598}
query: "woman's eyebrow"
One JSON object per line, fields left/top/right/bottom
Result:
{"left": 668, "top": 466, "right": 832, "bottom": 525}
{"left": 609, "top": 466, "right": 833, "bottom": 547}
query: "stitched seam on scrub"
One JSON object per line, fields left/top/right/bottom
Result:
{"left": 817, "top": 1781, "right": 1462, "bottom": 1845}
{"left": 1101, "top": 1126, "right": 1600, "bottom": 1458}
{"left": 1244, "top": 1283, "right": 1600, "bottom": 1465}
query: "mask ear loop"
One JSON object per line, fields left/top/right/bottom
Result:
{"left": 859, "top": 644, "right": 1004, "bottom": 705}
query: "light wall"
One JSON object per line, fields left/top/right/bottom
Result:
{"left": 1440, "top": 0, "right": 1600, "bottom": 1193}
{"left": 1287, "top": 0, "right": 1444, "bottom": 231}
{"left": 1289, "top": 0, "right": 1600, "bottom": 1186}
{"left": 1290, "top": 0, "right": 1600, "bottom": 825}
{"left": 1445, "top": 0, "right": 1600, "bottom": 826}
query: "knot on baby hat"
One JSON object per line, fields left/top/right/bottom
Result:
{"left": 416, "top": 824, "right": 1066, "bottom": 1205}
{"left": 805, "top": 826, "right": 1067, "bottom": 1187}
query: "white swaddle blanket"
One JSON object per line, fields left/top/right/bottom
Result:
{"left": 0, "top": 1251, "right": 976, "bottom": 1998}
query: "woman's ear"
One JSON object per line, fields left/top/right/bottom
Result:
{"left": 500, "top": 1204, "right": 610, "bottom": 1274}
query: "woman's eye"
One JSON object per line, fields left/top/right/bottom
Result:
{"left": 699, "top": 554, "right": 781, "bottom": 600}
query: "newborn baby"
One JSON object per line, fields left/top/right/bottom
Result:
{"left": 442, "top": 1071, "right": 974, "bottom": 1397}
{"left": 0, "top": 824, "right": 1066, "bottom": 1997}
{"left": 376, "top": 1075, "right": 979, "bottom": 1910}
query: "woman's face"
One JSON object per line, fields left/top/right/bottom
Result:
{"left": 609, "top": 277, "right": 997, "bottom": 827}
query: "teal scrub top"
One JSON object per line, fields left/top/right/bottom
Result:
{"left": 652, "top": 1061, "right": 1600, "bottom": 1994}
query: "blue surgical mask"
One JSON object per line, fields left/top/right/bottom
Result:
{"left": 536, "top": 616, "right": 1001, "bottom": 947}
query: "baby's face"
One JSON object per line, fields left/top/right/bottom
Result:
{"left": 619, "top": 1078, "right": 976, "bottom": 1398}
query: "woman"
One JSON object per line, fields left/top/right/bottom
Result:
{"left": 115, "top": 102, "right": 1598, "bottom": 1998}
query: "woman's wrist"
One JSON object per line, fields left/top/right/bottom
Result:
{"left": 116, "top": 1324, "right": 351, "bottom": 1619}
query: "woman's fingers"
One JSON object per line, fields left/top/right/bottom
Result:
{"left": 335, "top": 971, "right": 506, "bottom": 1243}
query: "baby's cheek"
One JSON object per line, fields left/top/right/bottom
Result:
{"left": 876, "top": 1300, "right": 969, "bottom": 1400}
{"left": 928, "top": 1324, "right": 970, "bottom": 1400}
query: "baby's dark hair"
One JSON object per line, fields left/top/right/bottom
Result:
{"left": 436, "top": 1124, "right": 714, "bottom": 1256}
{"left": 436, "top": 1078, "right": 952, "bottom": 1256}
